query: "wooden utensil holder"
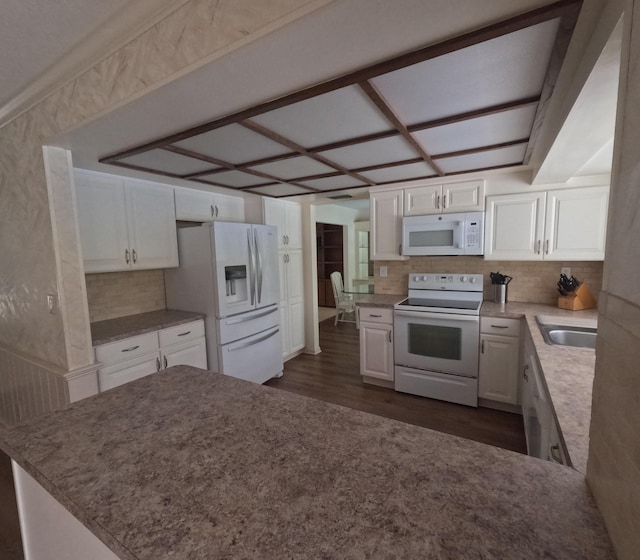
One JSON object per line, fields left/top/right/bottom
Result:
{"left": 557, "top": 283, "right": 597, "bottom": 311}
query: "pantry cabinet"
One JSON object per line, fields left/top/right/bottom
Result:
{"left": 75, "top": 170, "right": 178, "bottom": 273}
{"left": 404, "top": 180, "right": 484, "bottom": 215}
{"left": 174, "top": 187, "right": 244, "bottom": 222}
{"left": 94, "top": 320, "right": 206, "bottom": 391}
{"left": 359, "top": 307, "right": 394, "bottom": 386}
{"left": 478, "top": 317, "right": 521, "bottom": 406}
{"left": 370, "top": 189, "right": 407, "bottom": 260}
{"left": 484, "top": 186, "right": 608, "bottom": 261}
{"left": 264, "top": 198, "right": 305, "bottom": 358}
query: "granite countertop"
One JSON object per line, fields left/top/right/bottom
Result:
{"left": 91, "top": 309, "right": 206, "bottom": 346}
{"left": 0, "top": 366, "right": 613, "bottom": 560}
{"left": 481, "top": 302, "right": 598, "bottom": 474}
{"left": 353, "top": 293, "right": 406, "bottom": 308}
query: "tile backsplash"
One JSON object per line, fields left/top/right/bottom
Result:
{"left": 85, "top": 270, "right": 167, "bottom": 323}
{"left": 374, "top": 257, "right": 603, "bottom": 305}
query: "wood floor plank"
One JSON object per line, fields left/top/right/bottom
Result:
{"left": 267, "top": 319, "right": 527, "bottom": 454}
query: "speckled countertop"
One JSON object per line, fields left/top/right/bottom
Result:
{"left": 353, "top": 293, "right": 406, "bottom": 307}
{"left": 91, "top": 309, "right": 206, "bottom": 346}
{"left": 481, "top": 302, "right": 598, "bottom": 474}
{"left": 0, "top": 366, "right": 613, "bottom": 560}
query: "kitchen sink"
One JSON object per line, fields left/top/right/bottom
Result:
{"left": 537, "top": 320, "right": 597, "bottom": 349}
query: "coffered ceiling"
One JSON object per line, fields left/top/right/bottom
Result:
{"left": 99, "top": 1, "right": 581, "bottom": 198}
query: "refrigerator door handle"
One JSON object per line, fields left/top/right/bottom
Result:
{"left": 254, "top": 229, "right": 263, "bottom": 304}
{"left": 224, "top": 305, "right": 278, "bottom": 325}
{"left": 226, "top": 328, "right": 279, "bottom": 352}
{"left": 247, "top": 230, "right": 255, "bottom": 305}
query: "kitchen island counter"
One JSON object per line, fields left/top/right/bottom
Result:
{"left": 0, "top": 366, "right": 613, "bottom": 560}
{"left": 481, "top": 302, "right": 598, "bottom": 474}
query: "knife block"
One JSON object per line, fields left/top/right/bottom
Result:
{"left": 557, "top": 283, "right": 597, "bottom": 311}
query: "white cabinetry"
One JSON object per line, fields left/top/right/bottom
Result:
{"left": 264, "top": 198, "right": 304, "bottom": 358}
{"left": 95, "top": 320, "right": 206, "bottom": 391}
{"left": 484, "top": 186, "right": 608, "bottom": 261}
{"left": 404, "top": 180, "right": 485, "bottom": 215}
{"left": 174, "top": 187, "right": 244, "bottom": 222}
{"left": 478, "top": 317, "right": 521, "bottom": 406}
{"left": 74, "top": 170, "right": 178, "bottom": 273}
{"left": 359, "top": 307, "right": 394, "bottom": 386}
{"left": 370, "top": 190, "right": 406, "bottom": 260}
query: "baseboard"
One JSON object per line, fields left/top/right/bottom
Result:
{"left": 478, "top": 398, "right": 522, "bottom": 414}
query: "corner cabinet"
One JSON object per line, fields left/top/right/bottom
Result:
{"left": 74, "top": 170, "right": 179, "bottom": 273}
{"left": 370, "top": 190, "right": 407, "bottom": 260}
{"left": 263, "top": 198, "right": 305, "bottom": 359}
{"left": 478, "top": 317, "right": 521, "bottom": 406}
{"left": 174, "top": 187, "right": 244, "bottom": 222}
{"left": 359, "top": 307, "right": 394, "bottom": 387}
{"left": 484, "top": 186, "right": 608, "bottom": 261}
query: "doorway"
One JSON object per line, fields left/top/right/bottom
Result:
{"left": 316, "top": 222, "right": 344, "bottom": 315}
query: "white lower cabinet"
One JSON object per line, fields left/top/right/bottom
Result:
{"left": 359, "top": 307, "right": 394, "bottom": 385}
{"left": 478, "top": 317, "right": 521, "bottom": 406}
{"left": 95, "top": 320, "right": 206, "bottom": 391}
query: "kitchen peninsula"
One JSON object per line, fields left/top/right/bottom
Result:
{"left": 0, "top": 367, "right": 613, "bottom": 560}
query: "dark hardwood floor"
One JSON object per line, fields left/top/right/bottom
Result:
{"left": 0, "top": 450, "right": 23, "bottom": 560}
{"left": 266, "top": 318, "right": 527, "bottom": 454}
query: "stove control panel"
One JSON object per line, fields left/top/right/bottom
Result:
{"left": 408, "top": 273, "right": 484, "bottom": 292}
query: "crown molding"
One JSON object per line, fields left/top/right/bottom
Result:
{"left": 0, "top": 0, "right": 189, "bottom": 128}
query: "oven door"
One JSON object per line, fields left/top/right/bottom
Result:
{"left": 394, "top": 309, "right": 479, "bottom": 377}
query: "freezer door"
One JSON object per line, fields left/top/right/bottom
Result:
{"left": 219, "top": 326, "right": 283, "bottom": 383}
{"left": 252, "top": 224, "right": 280, "bottom": 308}
{"left": 212, "top": 222, "right": 255, "bottom": 317}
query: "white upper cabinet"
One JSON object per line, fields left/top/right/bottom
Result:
{"left": 263, "top": 198, "right": 302, "bottom": 249}
{"left": 174, "top": 187, "right": 244, "bottom": 222}
{"left": 543, "top": 187, "right": 609, "bottom": 260}
{"left": 404, "top": 180, "right": 485, "bottom": 216}
{"left": 485, "top": 187, "right": 608, "bottom": 261}
{"left": 74, "top": 170, "right": 178, "bottom": 273}
{"left": 370, "top": 189, "right": 407, "bottom": 260}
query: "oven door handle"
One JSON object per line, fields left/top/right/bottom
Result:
{"left": 394, "top": 309, "right": 479, "bottom": 322}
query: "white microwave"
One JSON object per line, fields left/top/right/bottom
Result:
{"left": 402, "top": 212, "right": 484, "bottom": 256}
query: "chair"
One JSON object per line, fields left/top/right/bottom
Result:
{"left": 329, "top": 271, "right": 359, "bottom": 328}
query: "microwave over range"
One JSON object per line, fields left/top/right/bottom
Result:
{"left": 402, "top": 211, "right": 484, "bottom": 256}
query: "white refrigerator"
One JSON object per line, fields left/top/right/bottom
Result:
{"left": 165, "top": 222, "right": 283, "bottom": 383}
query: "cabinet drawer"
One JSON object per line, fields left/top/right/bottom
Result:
{"left": 158, "top": 320, "right": 205, "bottom": 347}
{"left": 359, "top": 307, "right": 393, "bottom": 324}
{"left": 480, "top": 317, "right": 520, "bottom": 337}
{"left": 95, "top": 332, "right": 159, "bottom": 365}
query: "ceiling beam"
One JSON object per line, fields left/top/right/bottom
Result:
{"left": 358, "top": 80, "right": 444, "bottom": 176}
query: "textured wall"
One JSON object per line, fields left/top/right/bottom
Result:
{"left": 587, "top": 2, "right": 640, "bottom": 558}
{"left": 0, "top": 0, "right": 331, "bottom": 425}
{"left": 85, "top": 270, "right": 167, "bottom": 323}
{"left": 374, "top": 257, "right": 603, "bottom": 305}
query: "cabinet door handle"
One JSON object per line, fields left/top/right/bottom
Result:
{"left": 177, "top": 331, "right": 191, "bottom": 337}
{"left": 523, "top": 364, "right": 529, "bottom": 381}
{"left": 537, "top": 240, "right": 541, "bottom": 254}
{"left": 545, "top": 240, "right": 549, "bottom": 254}
{"left": 121, "top": 345, "right": 140, "bottom": 353}
{"left": 211, "top": 204, "right": 215, "bottom": 217}
{"left": 125, "top": 248, "right": 130, "bottom": 264}
{"left": 163, "top": 355, "right": 168, "bottom": 369}
{"left": 388, "top": 330, "right": 392, "bottom": 343}
{"left": 442, "top": 194, "right": 447, "bottom": 208}
{"left": 436, "top": 194, "right": 440, "bottom": 209}
{"left": 156, "top": 357, "right": 161, "bottom": 371}
{"left": 132, "top": 248, "right": 137, "bottom": 263}
{"left": 369, "top": 314, "right": 382, "bottom": 318}
{"left": 490, "top": 325, "right": 509, "bottom": 329}
{"left": 550, "top": 444, "right": 562, "bottom": 463}
{"left": 398, "top": 244, "right": 402, "bottom": 255}
{"left": 481, "top": 339, "right": 485, "bottom": 353}
{"left": 215, "top": 205, "right": 219, "bottom": 217}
